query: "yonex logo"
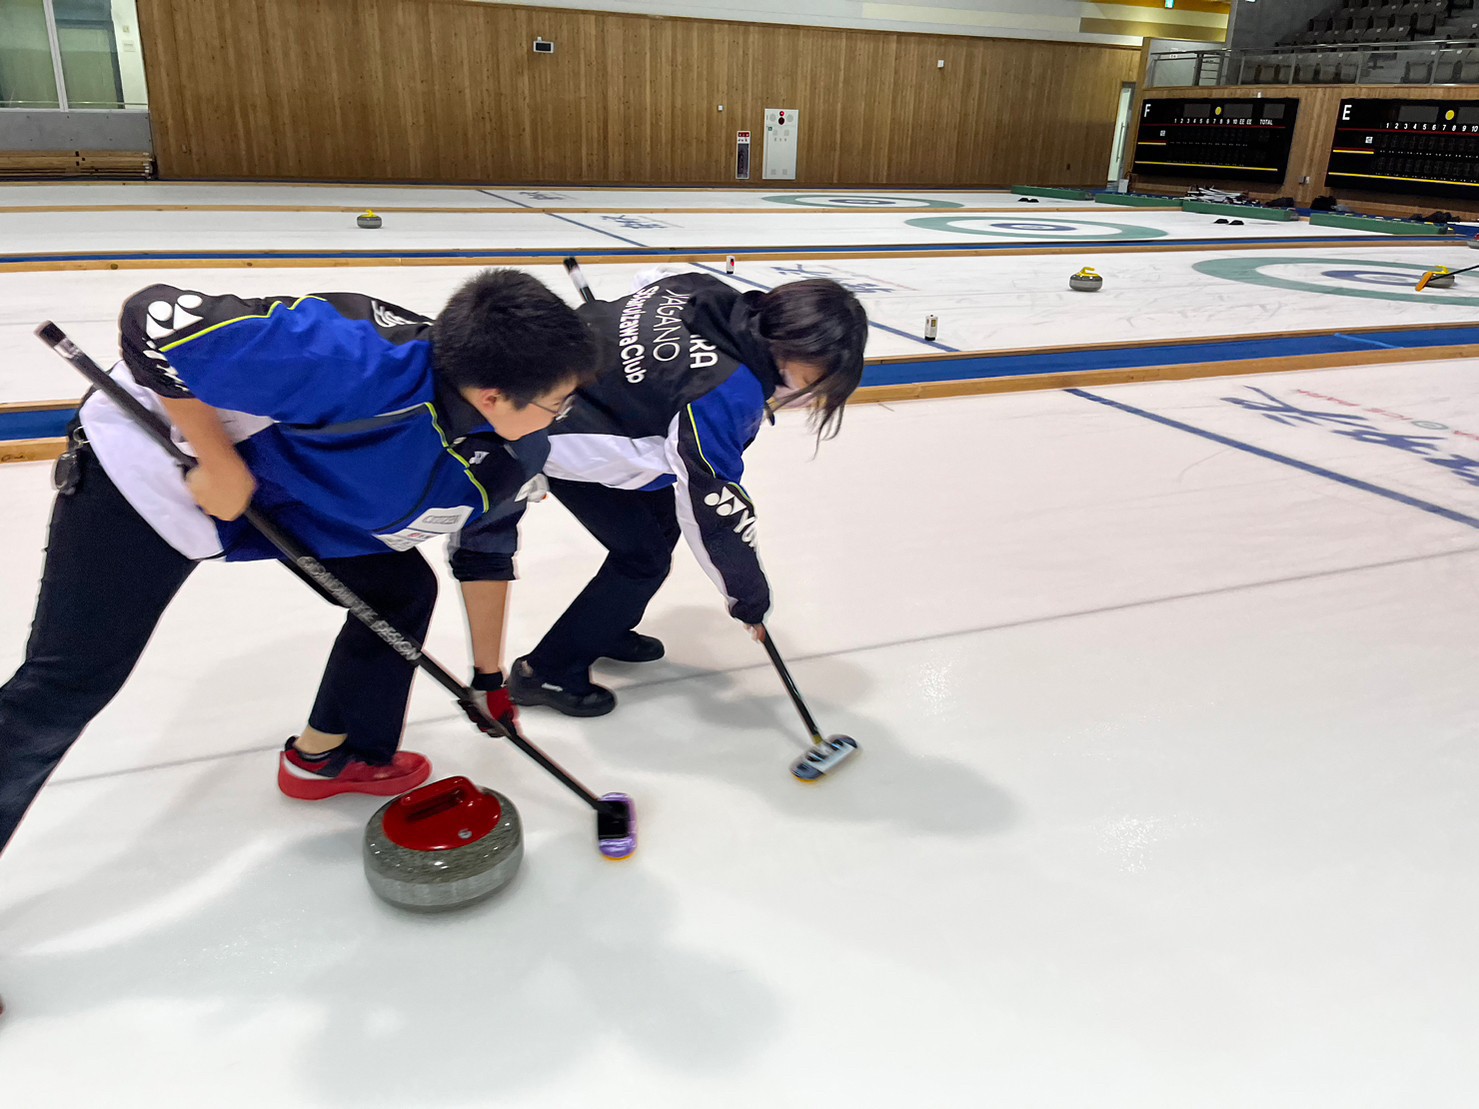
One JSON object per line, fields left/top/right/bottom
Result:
{"left": 144, "top": 294, "right": 204, "bottom": 341}
{"left": 372, "top": 302, "right": 421, "bottom": 329}
{"left": 703, "top": 486, "right": 757, "bottom": 547}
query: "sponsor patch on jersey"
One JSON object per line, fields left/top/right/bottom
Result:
{"left": 376, "top": 505, "right": 474, "bottom": 551}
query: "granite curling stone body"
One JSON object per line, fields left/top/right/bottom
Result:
{"left": 364, "top": 776, "right": 523, "bottom": 911}
{"left": 1069, "top": 267, "right": 1104, "bottom": 292}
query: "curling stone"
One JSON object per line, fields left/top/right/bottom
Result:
{"left": 1069, "top": 267, "right": 1103, "bottom": 293}
{"left": 357, "top": 210, "right": 382, "bottom": 229}
{"left": 363, "top": 776, "right": 523, "bottom": 912}
{"left": 1427, "top": 266, "right": 1456, "bottom": 288}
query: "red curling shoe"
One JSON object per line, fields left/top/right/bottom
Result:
{"left": 277, "top": 738, "right": 431, "bottom": 801}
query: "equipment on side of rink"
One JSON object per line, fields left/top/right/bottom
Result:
{"left": 924, "top": 313, "right": 938, "bottom": 341}
{"left": 1416, "top": 263, "right": 1475, "bottom": 291}
{"left": 725, "top": 254, "right": 736, "bottom": 274}
{"left": 35, "top": 322, "right": 639, "bottom": 862}
{"left": 759, "top": 626, "right": 860, "bottom": 783}
{"left": 364, "top": 777, "right": 524, "bottom": 911}
{"left": 1187, "top": 186, "right": 1249, "bottom": 204}
{"left": 356, "top": 210, "right": 382, "bottom": 229}
{"left": 1069, "top": 267, "right": 1104, "bottom": 292}
{"left": 1017, "top": 196, "right": 1040, "bottom": 203}
{"left": 1213, "top": 218, "right": 1246, "bottom": 226}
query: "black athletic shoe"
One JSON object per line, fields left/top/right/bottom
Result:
{"left": 507, "top": 657, "right": 616, "bottom": 717}
{"left": 600, "top": 631, "right": 665, "bottom": 664}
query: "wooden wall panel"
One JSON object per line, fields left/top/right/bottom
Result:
{"left": 135, "top": 0, "right": 1139, "bottom": 185}
{"left": 1131, "top": 84, "right": 1479, "bottom": 215}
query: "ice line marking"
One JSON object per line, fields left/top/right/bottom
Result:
{"left": 1068, "top": 388, "right": 1479, "bottom": 532}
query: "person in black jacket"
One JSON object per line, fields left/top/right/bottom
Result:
{"left": 458, "top": 270, "right": 868, "bottom": 718}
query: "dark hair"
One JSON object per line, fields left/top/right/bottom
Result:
{"left": 757, "top": 279, "right": 868, "bottom": 442}
{"left": 432, "top": 269, "right": 596, "bottom": 403}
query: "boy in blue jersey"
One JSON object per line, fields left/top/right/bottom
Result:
{"left": 461, "top": 272, "right": 867, "bottom": 718}
{"left": 0, "top": 270, "right": 594, "bottom": 855}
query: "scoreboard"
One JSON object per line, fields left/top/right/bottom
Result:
{"left": 1131, "top": 98, "right": 1299, "bottom": 184}
{"left": 1327, "top": 98, "right": 1479, "bottom": 201}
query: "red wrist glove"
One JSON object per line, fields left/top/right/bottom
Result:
{"left": 471, "top": 670, "right": 519, "bottom": 734}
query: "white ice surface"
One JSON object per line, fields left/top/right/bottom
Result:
{"left": 6, "top": 243, "right": 1471, "bottom": 404}
{"left": 476, "top": 188, "right": 1110, "bottom": 211}
{"left": 0, "top": 184, "right": 1093, "bottom": 211}
{"left": 1, "top": 361, "right": 1478, "bottom": 1107}
{"left": 0, "top": 206, "right": 1389, "bottom": 258}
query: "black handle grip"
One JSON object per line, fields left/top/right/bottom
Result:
{"left": 35, "top": 320, "right": 191, "bottom": 465}
{"left": 563, "top": 256, "right": 596, "bottom": 304}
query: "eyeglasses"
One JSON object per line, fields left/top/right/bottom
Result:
{"left": 529, "top": 393, "right": 576, "bottom": 421}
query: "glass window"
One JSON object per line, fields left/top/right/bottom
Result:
{"left": 0, "top": 0, "right": 61, "bottom": 109}
{"left": 54, "top": 0, "right": 146, "bottom": 108}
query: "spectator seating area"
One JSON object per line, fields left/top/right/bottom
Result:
{"left": 1230, "top": 0, "right": 1479, "bottom": 84}
{"left": 1282, "top": 0, "right": 1473, "bottom": 47}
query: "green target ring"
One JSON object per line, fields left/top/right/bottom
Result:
{"left": 1193, "top": 256, "right": 1479, "bottom": 307}
{"left": 904, "top": 216, "right": 1167, "bottom": 240}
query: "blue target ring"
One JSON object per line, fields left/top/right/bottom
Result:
{"left": 992, "top": 221, "right": 1081, "bottom": 232}
{"left": 766, "top": 194, "right": 963, "bottom": 209}
{"left": 1321, "top": 269, "right": 1420, "bottom": 287}
{"left": 907, "top": 215, "right": 1166, "bottom": 240}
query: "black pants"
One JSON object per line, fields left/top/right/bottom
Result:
{"left": 526, "top": 478, "right": 680, "bottom": 688}
{"left": 0, "top": 447, "right": 437, "bottom": 855}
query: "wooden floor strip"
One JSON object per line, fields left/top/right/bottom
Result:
{"left": 0, "top": 438, "right": 66, "bottom": 464}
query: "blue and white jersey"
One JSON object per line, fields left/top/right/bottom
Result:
{"left": 539, "top": 272, "right": 779, "bottom": 624}
{"left": 81, "top": 286, "right": 544, "bottom": 574}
